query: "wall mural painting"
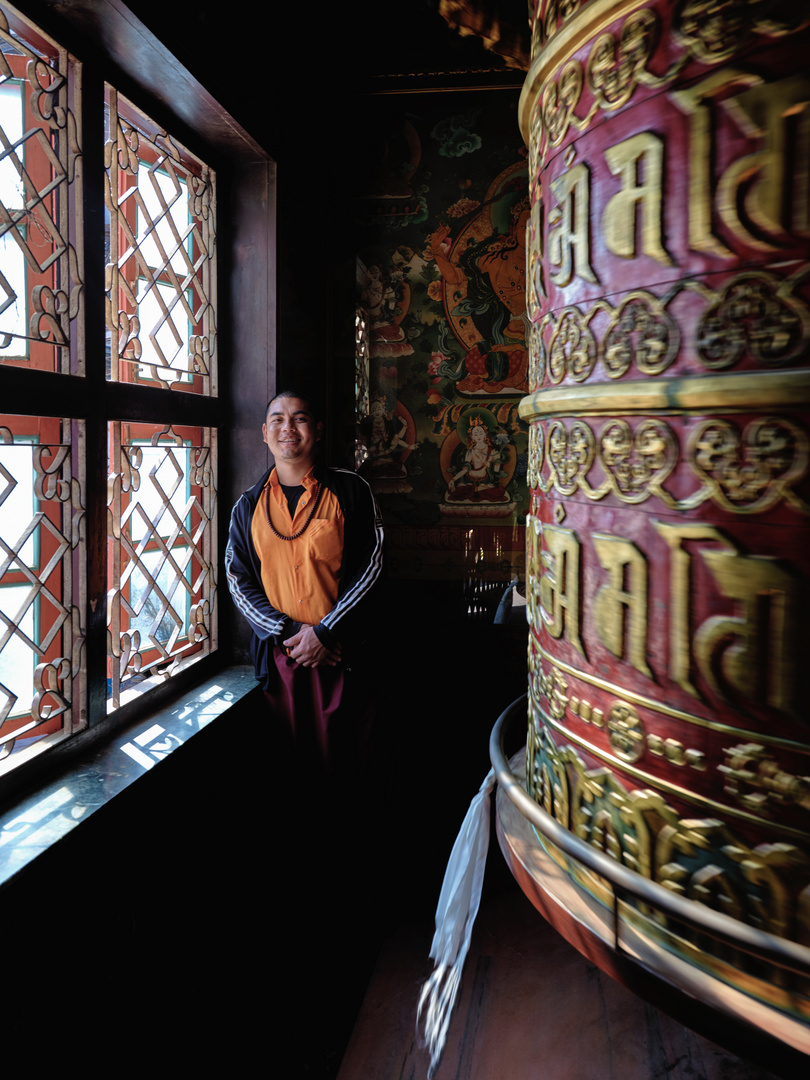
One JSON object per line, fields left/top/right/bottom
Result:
{"left": 441, "top": 405, "right": 517, "bottom": 517}
{"left": 355, "top": 96, "right": 530, "bottom": 556}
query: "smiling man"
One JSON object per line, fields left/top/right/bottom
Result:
{"left": 226, "top": 390, "right": 384, "bottom": 768}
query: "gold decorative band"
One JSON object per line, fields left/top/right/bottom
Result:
{"left": 519, "top": 370, "right": 810, "bottom": 422}
{"left": 536, "top": 643, "right": 810, "bottom": 754}
{"left": 539, "top": 707, "right": 810, "bottom": 841}
{"left": 519, "top": 0, "right": 646, "bottom": 141}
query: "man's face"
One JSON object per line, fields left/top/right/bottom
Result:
{"left": 262, "top": 396, "right": 322, "bottom": 466}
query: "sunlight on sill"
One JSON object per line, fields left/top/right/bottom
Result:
{"left": 0, "top": 666, "right": 256, "bottom": 887}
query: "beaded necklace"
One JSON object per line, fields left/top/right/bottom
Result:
{"left": 264, "top": 480, "right": 324, "bottom": 541}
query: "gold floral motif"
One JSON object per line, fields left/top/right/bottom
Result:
{"left": 541, "top": 61, "right": 584, "bottom": 148}
{"left": 527, "top": 624, "right": 543, "bottom": 682}
{"left": 548, "top": 749, "right": 571, "bottom": 827}
{"left": 531, "top": 413, "right": 809, "bottom": 515}
{"left": 719, "top": 742, "right": 810, "bottom": 816}
{"left": 673, "top": 0, "right": 806, "bottom": 64}
{"left": 534, "top": 0, "right": 583, "bottom": 59}
{"left": 688, "top": 417, "right": 810, "bottom": 514}
{"left": 547, "top": 419, "right": 594, "bottom": 494}
{"left": 730, "top": 842, "right": 810, "bottom": 944}
{"left": 598, "top": 418, "right": 678, "bottom": 503}
{"left": 657, "top": 818, "right": 810, "bottom": 942}
{"left": 526, "top": 694, "right": 540, "bottom": 793}
{"left": 607, "top": 700, "right": 646, "bottom": 763}
{"left": 529, "top": 720, "right": 810, "bottom": 944}
{"left": 533, "top": 724, "right": 679, "bottom": 883}
{"left": 535, "top": 9, "right": 675, "bottom": 157}
{"left": 532, "top": 272, "right": 810, "bottom": 387}
{"left": 527, "top": 423, "right": 544, "bottom": 491}
{"left": 696, "top": 273, "right": 810, "bottom": 370}
{"left": 528, "top": 710, "right": 571, "bottom": 827}
{"left": 538, "top": 659, "right": 570, "bottom": 721}
{"left": 602, "top": 293, "right": 679, "bottom": 378}
{"left": 548, "top": 308, "right": 597, "bottom": 383}
{"left": 587, "top": 10, "right": 660, "bottom": 111}
{"left": 539, "top": 417, "right": 678, "bottom": 506}
{"left": 527, "top": 722, "right": 571, "bottom": 830}
{"left": 658, "top": 821, "right": 746, "bottom": 934}
{"left": 674, "top": 0, "right": 751, "bottom": 62}
{"left": 523, "top": 0, "right": 809, "bottom": 148}
{"left": 529, "top": 317, "right": 546, "bottom": 391}
{"left": 584, "top": 783, "right": 677, "bottom": 881}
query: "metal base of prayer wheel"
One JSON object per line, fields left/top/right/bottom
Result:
{"left": 491, "top": 703, "right": 810, "bottom": 1070}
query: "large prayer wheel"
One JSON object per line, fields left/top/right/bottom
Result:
{"left": 501, "top": 0, "right": 810, "bottom": 1055}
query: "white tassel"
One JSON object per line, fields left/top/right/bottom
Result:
{"left": 417, "top": 768, "right": 496, "bottom": 1078}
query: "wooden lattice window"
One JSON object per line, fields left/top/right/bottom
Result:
{"left": 0, "top": 1, "right": 220, "bottom": 779}
{"left": 105, "top": 86, "right": 216, "bottom": 394}
{"left": 104, "top": 90, "right": 218, "bottom": 710}
{"left": 107, "top": 422, "right": 217, "bottom": 710}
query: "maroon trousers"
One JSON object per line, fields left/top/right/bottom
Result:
{"left": 263, "top": 646, "right": 375, "bottom": 777}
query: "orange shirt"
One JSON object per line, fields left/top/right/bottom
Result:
{"left": 250, "top": 467, "right": 344, "bottom": 626}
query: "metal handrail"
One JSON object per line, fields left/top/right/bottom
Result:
{"left": 490, "top": 695, "right": 810, "bottom": 979}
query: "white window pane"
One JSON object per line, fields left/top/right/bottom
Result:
{"left": 136, "top": 278, "right": 191, "bottom": 381}
{"left": 106, "top": 86, "right": 214, "bottom": 393}
{"left": 0, "top": 441, "right": 36, "bottom": 565}
{"left": 0, "top": 81, "right": 23, "bottom": 211}
{"left": 0, "top": 231, "right": 28, "bottom": 357}
{"left": 128, "top": 546, "right": 190, "bottom": 644}
{"left": 127, "top": 443, "right": 190, "bottom": 542}
{"left": 0, "top": 584, "right": 35, "bottom": 718}
{"left": 136, "top": 165, "right": 190, "bottom": 277}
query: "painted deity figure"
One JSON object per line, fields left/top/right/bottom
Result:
{"left": 367, "top": 396, "right": 417, "bottom": 465}
{"left": 358, "top": 394, "right": 419, "bottom": 494}
{"left": 357, "top": 258, "right": 413, "bottom": 358}
{"left": 421, "top": 165, "right": 530, "bottom": 395}
{"left": 447, "top": 417, "right": 508, "bottom": 503}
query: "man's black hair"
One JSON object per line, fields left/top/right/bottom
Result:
{"left": 264, "top": 389, "right": 322, "bottom": 424}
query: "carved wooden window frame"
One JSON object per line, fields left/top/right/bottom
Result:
{"left": 0, "top": 0, "right": 247, "bottom": 791}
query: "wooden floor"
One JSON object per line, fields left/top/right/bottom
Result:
{"left": 337, "top": 864, "right": 786, "bottom": 1080}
